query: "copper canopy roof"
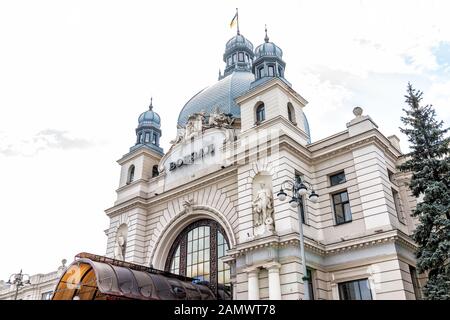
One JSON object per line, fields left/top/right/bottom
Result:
{"left": 52, "top": 253, "right": 226, "bottom": 300}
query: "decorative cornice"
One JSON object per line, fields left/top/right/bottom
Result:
{"left": 105, "top": 166, "right": 238, "bottom": 217}
{"left": 105, "top": 198, "right": 147, "bottom": 217}
{"left": 149, "top": 166, "right": 237, "bottom": 205}
{"left": 235, "top": 77, "right": 308, "bottom": 106}
{"left": 306, "top": 131, "right": 401, "bottom": 164}
{"left": 225, "top": 229, "right": 416, "bottom": 259}
{"left": 117, "top": 145, "right": 163, "bottom": 165}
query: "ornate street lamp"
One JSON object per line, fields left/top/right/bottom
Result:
{"left": 6, "top": 270, "right": 31, "bottom": 300}
{"left": 277, "top": 175, "right": 319, "bottom": 300}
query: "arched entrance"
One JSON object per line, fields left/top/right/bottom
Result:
{"left": 164, "top": 219, "right": 231, "bottom": 296}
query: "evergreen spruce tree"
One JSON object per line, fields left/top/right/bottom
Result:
{"left": 398, "top": 83, "right": 450, "bottom": 299}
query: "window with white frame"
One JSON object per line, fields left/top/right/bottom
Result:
{"left": 338, "top": 278, "right": 372, "bottom": 300}
{"left": 41, "top": 291, "right": 53, "bottom": 300}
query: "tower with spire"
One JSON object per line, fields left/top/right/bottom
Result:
{"left": 222, "top": 21, "right": 255, "bottom": 78}
{"left": 115, "top": 98, "right": 164, "bottom": 191}
{"left": 132, "top": 97, "right": 163, "bottom": 155}
{"left": 251, "top": 25, "right": 289, "bottom": 88}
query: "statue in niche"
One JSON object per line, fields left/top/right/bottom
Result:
{"left": 252, "top": 183, "right": 274, "bottom": 231}
{"left": 114, "top": 232, "right": 126, "bottom": 261}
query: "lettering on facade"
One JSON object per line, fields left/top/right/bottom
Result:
{"left": 169, "top": 143, "right": 215, "bottom": 172}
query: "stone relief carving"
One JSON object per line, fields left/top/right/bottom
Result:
{"left": 207, "top": 106, "right": 235, "bottom": 128}
{"left": 185, "top": 112, "right": 206, "bottom": 140}
{"left": 252, "top": 183, "right": 275, "bottom": 235}
{"left": 169, "top": 108, "right": 235, "bottom": 147}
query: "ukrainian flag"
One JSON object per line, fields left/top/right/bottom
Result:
{"left": 229, "top": 11, "right": 238, "bottom": 29}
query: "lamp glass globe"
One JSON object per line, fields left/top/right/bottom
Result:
{"left": 298, "top": 186, "right": 308, "bottom": 196}
{"left": 289, "top": 199, "right": 298, "bottom": 208}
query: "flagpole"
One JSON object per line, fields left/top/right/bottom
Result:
{"left": 236, "top": 8, "right": 240, "bottom": 35}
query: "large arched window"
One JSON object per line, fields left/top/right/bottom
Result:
{"left": 256, "top": 103, "right": 265, "bottom": 123}
{"left": 165, "top": 219, "right": 230, "bottom": 292}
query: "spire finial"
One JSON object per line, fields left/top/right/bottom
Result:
{"left": 236, "top": 8, "right": 240, "bottom": 35}
{"left": 264, "top": 24, "right": 269, "bottom": 43}
{"left": 149, "top": 97, "right": 153, "bottom": 110}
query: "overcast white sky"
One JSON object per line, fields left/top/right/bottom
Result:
{"left": 0, "top": 0, "right": 449, "bottom": 280}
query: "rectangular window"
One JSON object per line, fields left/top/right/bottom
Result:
{"left": 232, "top": 53, "right": 237, "bottom": 63}
{"left": 41, "top": 291, "right": 53, "bottom": 300}
{"left": 227, "top": 56, "right": 232, "bottom": 66}
{"left": 388, "top": 169, "right": 395, "bottom": 184}
{"left": 392, "top": 188, "right": 405, "bottom": 223}
{"left": 333, "top": 191, "right": 352, "bottom": 224}
{"left": 306, "top": 268, "right": 315, "bottom": 300}
{"left": 238, "top": 52, "right": 244, "bottom": 62}
{"left": 330, "top": 171, "right": 346, "bottom": 186}
{"left": 145, "top": 132, "right": 150, "bottom": 143}
{"left": 409, "top": 266, "right": 422, "bottom": 299}
{"left": 268, "top": 65, "right": 275, "bottom": 76}
{"left": 338, "top": 279, "right": 372, "bottom": 300}
{"left": 258, "top": 67, "right": 264, "bottom": 78}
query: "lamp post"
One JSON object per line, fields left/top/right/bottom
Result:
{"left": 277, "top": 175, "right": 319, "bottom": 300}
{"left": 6, "top": 270, "right": 31, "bottom": 300}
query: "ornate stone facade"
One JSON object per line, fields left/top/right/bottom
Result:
{"left": 103, "top": 30, "right": 425, "bottom": 300}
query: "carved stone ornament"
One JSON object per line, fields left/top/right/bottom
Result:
{"left": 207, "top": 106, "right": 235, "bottom": 129}
{"left": 169, "top": 108, "right": 235, "bottom": 147}
{"left": 113, "top": 232, "right": 126, "bottom": 260}
{"left": 184, "top": 112, "right": 206, "bottom": 140}
{"left": 252, "top": 184, "right": 275, "bottom": 235}
{"left": 182, "top": 198, "right": 195, "bottom": 214}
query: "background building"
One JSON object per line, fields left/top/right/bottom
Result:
{"left": 0, "top": 260, "right": 66, "bottom": 300}
{"left": 103, "top": 29, "right": 425, "bottom": 300}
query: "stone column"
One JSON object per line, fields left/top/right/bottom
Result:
{"left": 247, "top": 269, "right": 260, "bottom": 300}
{"left": 266, "top": 263, "right": 282, "bottom": 300}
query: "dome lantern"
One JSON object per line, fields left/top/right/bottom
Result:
{"left": 222, "top": 33, "right": 255, "bottom": 78}
{"left": 131, "top": 97, "right": 163, "bottom": 155}
{"left": 251, "top": 26, "right": 288, "bottom": 86}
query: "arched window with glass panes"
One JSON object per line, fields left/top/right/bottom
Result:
{"left": 165, "top": 219, "right": 230, "bottom": 293}
{"left": 255, "top": 102, "right": 265, "bottom": 123}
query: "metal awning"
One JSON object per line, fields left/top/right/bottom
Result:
{"left": 52, "top": 252, "right": 219, "bottom": 300}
